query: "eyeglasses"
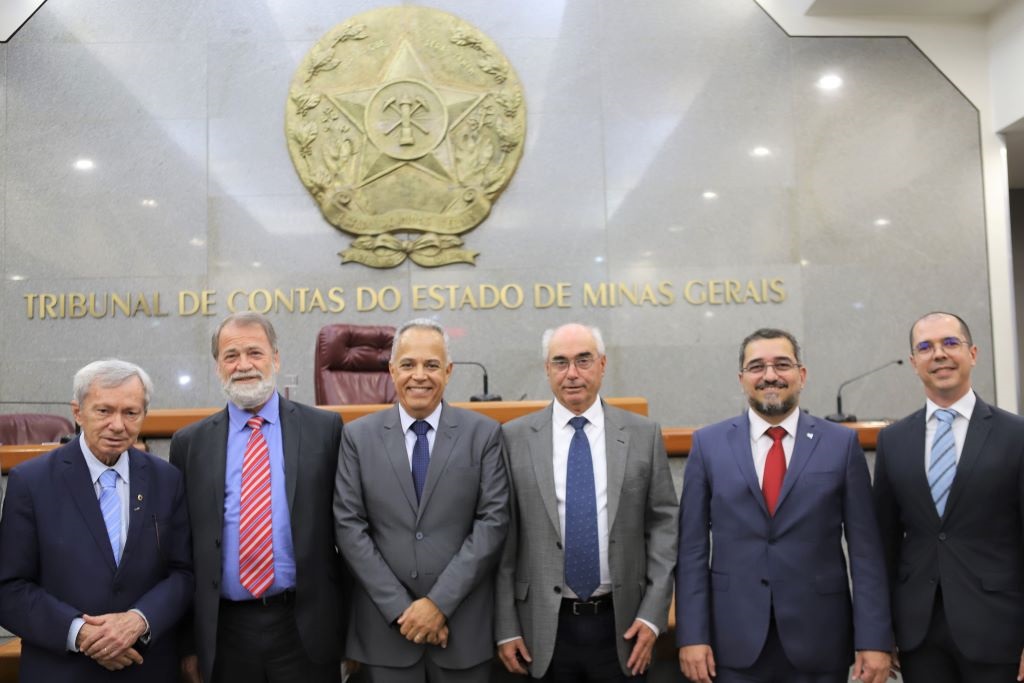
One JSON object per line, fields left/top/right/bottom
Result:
{"left": 548, "top": 354, "right": 597, "bottom": 372}
{"left": 913, "top": 337, "right": 969, "bottom": 357}
{"left": 741, "top": 359, "right": 801, "bottom": 375}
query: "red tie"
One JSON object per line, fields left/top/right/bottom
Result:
{"left": 239, "top": 416, "right": 274, "bottom": 597}
{"left": 762, "top": 426, "right": 787, "bottom": 516}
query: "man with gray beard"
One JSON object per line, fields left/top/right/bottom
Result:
{"left": 676, "top": 328, "right": 892, "bottom": 683}
{"left": 170, "top": 312, "right": 345, "bottom": 683}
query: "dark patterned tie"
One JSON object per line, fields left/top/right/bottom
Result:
{"left": 411, "top": 420, "right": 431, "bottom": 502}
{"left": 564, "top": 416, "right": 599, "bottom": 601}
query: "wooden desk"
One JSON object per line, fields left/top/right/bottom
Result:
{"left": 0, "top": 638, "right": 20, "bottom": 683}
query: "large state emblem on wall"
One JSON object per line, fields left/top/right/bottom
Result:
{"left": 285, "top": 7, "right": 526, "bottom": 268}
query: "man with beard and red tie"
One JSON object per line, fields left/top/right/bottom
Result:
{"left": 676, "top": 328, "right": 892, "bottom": 683}
{"left": 171, "top": 313, "right": 344, "bottom": 683}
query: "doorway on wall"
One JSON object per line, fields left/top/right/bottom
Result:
{"left": 1007, "top": 122, "right": 1024, "bottom": 409}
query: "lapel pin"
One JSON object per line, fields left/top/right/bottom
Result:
{"left": 806, "top": 433, "right": 814, "bottom": 439}
{"left": 137, "top": 494, "right": 144, "bottom": 501}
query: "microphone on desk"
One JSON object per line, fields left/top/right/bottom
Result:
{"left": 825, "top": 359, "right": 903, "bottom": 423}
{"left": 452, "top": 361, "right": 502, "bottom": 402}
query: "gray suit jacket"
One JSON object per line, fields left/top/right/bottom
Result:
{"left": 495, "top": 401, "right": 678, "bottom": 677}
{"left": 333, "top": 402, "right": 509, "bottom": 669}
{"left": 169, "top": 396, "right": 344, "bottom": 683}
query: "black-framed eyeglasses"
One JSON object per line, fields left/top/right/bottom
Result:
{"left": 548, "top": 354, "right": 597, "bottom": 372}
{"left": 741, "top": 359, "right": 801, "bottom": 375}
{"left": 913, "top": 337, "right": 968, "bottom": 357}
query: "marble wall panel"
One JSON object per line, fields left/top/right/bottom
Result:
{"left": 0, "top": 0, "right": 995, "bottom": 428}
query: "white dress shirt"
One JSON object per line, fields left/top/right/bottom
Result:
{"left": 399, "top": 402, "right": 443, "bottom": 466}
{"left": 747, "top": 407, "right": 801, "bottom": 486}
{"left": 924, "top": 390, "right": 976, "bottom": 468}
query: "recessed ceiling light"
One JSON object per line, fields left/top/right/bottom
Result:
{"left": 9, "top": 274, "right": 25, "bottom": 281}
{"left": 189, "top": 237, "right": 206, "bottom": 247}
{"left": 817, "top": 74, "right": 843, "bottom": 91}
{"left": 178, "top": 375, "right": 192, "bottom": 386}
{"left": 73, "top": 158, "right": 95, "bottom": 171}
{"left": 800, "top": 259, "right": 810, "bottom": 267}
{"left": 141, "top": 199, "right": 158, "bottom": 207}
{"left": 874, "top": 218, "right": 891, "bottom": 227}
{"left": 750, "top": 146, "right": 772, "bottom": 158}
{"left": 594, "top": 256, "right": 605, "bottom": 264}
{"left": 252, "top": 261, "right": 262, "bottom": 268}
{"left": 702, "top": 191, "right": 718, "bottom": 200}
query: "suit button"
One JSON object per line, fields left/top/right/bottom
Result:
{"left": 415, "top": 532, "right": 424, "bottom": 540}
{"left": 768, "top": 537, "right": 776, "bottom": 545}
{"left": 553, "top": 586, "right": 562, "bottom": 594}
{"left": 760, "top": 579, "right": 769, "bottom": 587}
{"left": 938, "top": 533, "right": 947, "bottom": 541}
{"left": 411, "top": 571, "right": 418, "bottom": 579}
{"left": 215, "top": 539, "right": 221, "bottom": 549}
{"left": 212, "top": 580, "right": 219, "bottom": 589}
{"left": 556, "top": 542, "right": 562, "bottom": 550}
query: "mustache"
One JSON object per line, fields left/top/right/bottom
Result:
{"left": 755, "top": 379, "right": 789, "bottom": 390}
{"left": 230, "top": 370, "right": 264, "bottom": 382}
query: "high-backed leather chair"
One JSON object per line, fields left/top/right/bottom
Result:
{"left": 0, "top": 413, "right": 74, "bottom": 445}
{"left": 314, "top": 324, "right": 397, "bottom": 405}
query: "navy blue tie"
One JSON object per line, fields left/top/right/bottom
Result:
{"left": 411, "top": 420, "right": 431, "bottom": 502}
{"left": 564, "top": 416, "right": 600, "bottom": 601}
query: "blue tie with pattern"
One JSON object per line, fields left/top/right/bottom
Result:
{"left": 99, "top": 468, "right": 121, "bottom": 565}
{"left": 564, "top": 416, "right": 600, "bottom": 601}
{"left": 928, "top": 408, "right": 957, "bottom": 516}
{"left": 411, "top": 420, "right": 431, "bottom": 503}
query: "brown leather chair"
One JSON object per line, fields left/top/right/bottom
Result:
{"left": 314, "top": 324, "right": 397, "bottom": 405}
{"left": 0, "top": 413, "right": 75, "bottom": 445}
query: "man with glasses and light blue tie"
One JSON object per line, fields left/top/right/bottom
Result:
{"left": 676, "top": 328, "right": 892, "bottom": 683}
{"left": 0, "top": 359, "right": 193, "bottom": 682}
{"left": 873, "top": 312, "right": 1024, "bottom": 683}
{"left": 496, "top": 322, "right": 678, "bottom": 680}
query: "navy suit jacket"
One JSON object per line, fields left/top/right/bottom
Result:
{"left": 676, "top": 410, "right": 891, "bottom": 672}
{"left": 0, "top": 440, "right": 193, "bottom": 683}
{"left": 873, "top": 395, "right": 1024, "bottom": 663}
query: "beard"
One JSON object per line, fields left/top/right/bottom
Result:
{"left": 748, "top": 380, "right": 798, "bottom": 417}
{"left": 222, "top": 369, "right": 277, "bottom": 410}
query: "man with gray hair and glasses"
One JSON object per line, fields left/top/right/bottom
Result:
{"left": 0, "top": 359, "right": 193, "bottom": 682}
{"left": 874, "top": 312, "right": 1024, "bottom": 682}
{"left": 496, "top": 322, "right": 677, "bottom": 680}
{"left": 171, "top": 312, "right": 344, "bottom": 683}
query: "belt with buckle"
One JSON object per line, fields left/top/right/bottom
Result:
{"left": 560, "top": 593, "right": 613, "bottom": 616}
{"left": 223, "top": 589, "right": 295, "bottom": 608}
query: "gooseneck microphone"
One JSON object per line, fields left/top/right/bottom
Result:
{"left": 451, "top": 361, "right": 502, "bottom": 402}
{"left": 825, "top": 359, "right": 904, "bottom": 423}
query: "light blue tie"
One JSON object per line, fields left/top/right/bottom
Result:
{"left": 99, "top": 468, "right": 121, "bottom": 565}
{"left": 928, "top": 408, "right": 957, "bottom": 516}
{"left": 564, "top": 416, "right": 600, "bottom": 601}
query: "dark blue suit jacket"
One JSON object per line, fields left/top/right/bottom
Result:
{"left": 0, "top": 440, "right": 193, "bottom": 682}
{"left": 873, "top": 395, "right": 1024, "bottom": 663}
{"left": 676, "top": 410, "right": 891, "bottom": 672}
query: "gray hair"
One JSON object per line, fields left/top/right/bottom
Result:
{"left": 391, "top": 318, "right": 451, "bottom": 362}
{"left": 73, "top": 359, "right": 154, "bottom": 411}
{"left": 541, "top": 323, "right": 606, "bottom": 359}
{"left": 211, "top": 312, "right": 279, "bottom": 359}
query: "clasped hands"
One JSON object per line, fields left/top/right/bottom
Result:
{"left": 397, "top": 597, "right": 448, "bottom": 647}
{"left": 76, "top": 611, "right": 147, "bottom": 671}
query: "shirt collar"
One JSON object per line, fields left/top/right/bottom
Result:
{"left": 552, "top": 395, "right": 605, "bottom": 431}
{"left": 227, "top": 391, "right": 280, "bottom": 433}
{"left": 926, "top": 389, "right": 976, "bottom": 423}
{"left": 79, "top": 434, "right": 130, "bottom": 485}
{"left": 399, "top": 401, "right": 443, "bottom": 434}
{"left": 748, "top": 406, "right": 800, "bottom": 440}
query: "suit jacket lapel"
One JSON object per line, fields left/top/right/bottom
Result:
{"left": 944, "top": 396, "right": 992, "bottom": 519}
{"left": 61, "top": 441, "right": 117, "bottom": 572}
{"left": 204, "top": 409, "right": 230, "bottom": 533}
{"left": 602, "top": 402, "right": 628, "bottom": 533}
{"left": 728, "top": 413, "right": 767, "bottom": 516}
{"left": 417, "top": 403, "right": 461, "bottom": 519}
{"left": 382, "top": 406, "right": 419, "bottom": 515}
{"left": 529, "top": 405, "right": 561, "bottom": 536}
{"left": 279, "top": 396, "right": 300, "bottom": 511}
{"left": 121, "top": 449, "right": 148, "bottom": 570}
{"left": 775, "top": 411, "right": 820, "bottom": 514}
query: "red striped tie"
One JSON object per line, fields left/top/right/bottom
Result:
{"left": 239, "top": 416, "right": 274, "bottom": 597}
